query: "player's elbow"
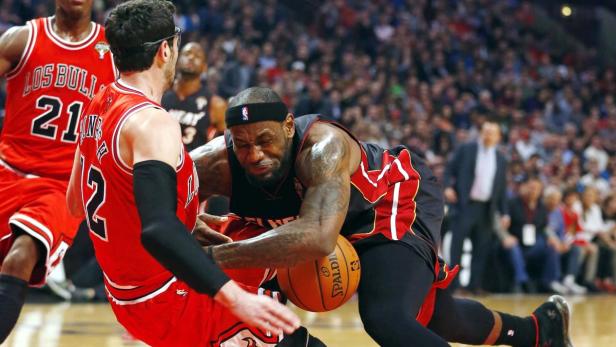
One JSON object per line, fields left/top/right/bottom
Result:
{"left": 314, "top": 232, "right": 338, "bottom": 257}
{"left": 140, "top": 214, "right": 181, "bottom": 256}
{"left": 140, "top": 221, "right": 166, "bottom": 253}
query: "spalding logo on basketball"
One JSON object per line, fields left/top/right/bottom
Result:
{"left": 277, "top": 235, "right": 361, "bottom": 312}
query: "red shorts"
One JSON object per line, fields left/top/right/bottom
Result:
{"left": 110, "top": 280, "right": 283, "bottom": 347}
{"left": 218, "top": 216, "right": 459, "bottom": 327}
{"left": 0, "top": 163, "right": 81, "bottom": 286}
{"left": 219, "top": 217, "right": 276, "bottom": 287}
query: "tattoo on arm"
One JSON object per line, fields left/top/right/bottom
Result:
{"left": 212, "top": 132, "right": 352, "bottom": 269}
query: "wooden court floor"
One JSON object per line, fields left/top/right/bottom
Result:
{"left": 2, "top": 295, "right": 615, "bottom": 346}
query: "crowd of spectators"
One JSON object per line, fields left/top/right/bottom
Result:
{"left": 1, "top": 0, "right": 615, "bottom": 295}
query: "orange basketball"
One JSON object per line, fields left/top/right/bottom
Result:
{"left": 277, "top": 235, "right": 361, "bottom": 312}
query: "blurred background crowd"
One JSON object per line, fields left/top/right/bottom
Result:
{"left": 1, "top": 0, "right": 615, "bottom": 297}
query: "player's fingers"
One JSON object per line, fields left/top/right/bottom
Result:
{"left": 198, "top": 213, "right": 228, "bottom": 225}
{"left": 260, "top": 311, "right": 289, "bottom": 334}
{"left": 194, "top": 225, "right": 233, "bottom": 245}
{"left": 252, "top": 317, "right": 283, "bottom": 336}
{"left": 265, "top": 301, "right": 300, "bottom": 333}
{"left": 197, "top": 229, "right": 232, "bottom": 243}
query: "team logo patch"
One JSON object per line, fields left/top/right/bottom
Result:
{"left": 212, "top": 326, "right": 279, "bottom": 347}
{"left": 242, "top": 106, "right": 249, "bottom": 121}
{"left": 103, "top": 95, "right": 114, "bottom": 113}
{"left": 95, "top": 42, "right": 110, "bottom": 60}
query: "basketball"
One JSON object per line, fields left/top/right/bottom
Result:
{"left": 277, "top": 235, "right": 361, "bottom": 312}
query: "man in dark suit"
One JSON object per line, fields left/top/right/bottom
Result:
{"left": 444, "top": 120, "right": 511, "bottom": 293}
{"left": 505, "top": 177, "right": 567, "bottom": 294}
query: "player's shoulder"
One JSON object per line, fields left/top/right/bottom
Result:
{"left": 303, "top": 121, "right": 352, "bottom": 151}
{"left": 189, "top": 135, "right": 226, "bottom": 162}
{"left": 0, "top": 24, "right": 30, "bottom": 63}
{"left": 1, "top": 24, "right": 30, "bottom": 40}
{"left": 298, "top": 119, "right": 361, "bottom": 177}
{"left": 123, "top": 107, "right": 181, "bottom": 140}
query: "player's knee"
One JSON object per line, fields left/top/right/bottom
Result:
{"left": 1, "top": 235, "right": 41, "bottom": 280}
{"left": 361, "top": 312, "right": 425, "bottom": 346}
{"left": 359, "top": 303, "right": 410, "bottom": 342}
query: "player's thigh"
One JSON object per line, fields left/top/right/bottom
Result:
{"left": 357, "top": 235, "right": 434, "bottom": 320}
{"left": 5, "top": 177, "right": 81, "bottom": 285}
{"left": 0, "top": 167, "right": 26, "bottom": 244}
{"left": 114, "top": 281, "right": 285, "bottom": 347}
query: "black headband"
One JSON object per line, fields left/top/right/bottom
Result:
{"left": 225, "top": 102, "right": 289, "bottom": 127}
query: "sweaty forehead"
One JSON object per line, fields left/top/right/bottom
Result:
{"left": 230, "top": 121, "right": 281, "bottom": 141}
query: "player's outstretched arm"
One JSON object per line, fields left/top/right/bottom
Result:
{"left": 0, "top": 25, "right": 28, "bottom": 77}
{"left": 67, "top": 148, "right": 85, "bottom": 218}
{"left": 209, "top": 130, "right": 352, "bottom": 269}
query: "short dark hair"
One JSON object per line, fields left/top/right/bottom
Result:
{"left": 228, "top": 87, "right": 283, "bottom": 108}
{"left": 563, "top": 188, "right": 578, "bottom": 198}
{"left": 522, "top": 175, "right": 542, "bottom": 185}
{"left": 105, "top": 0, "right": 176, "bottom": 72}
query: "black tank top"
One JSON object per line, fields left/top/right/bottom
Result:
{"left": 225, "top": 114, "right": 443, "bottom": 248}
{"left": 162, "top": 85, "right": 212, "bottom": 151}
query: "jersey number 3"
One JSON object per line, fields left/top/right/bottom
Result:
{"left": 83, "top": 162, "right": 108, "bottom": 241}
{"left": 31, "top": 95, "right": 82, "bottom": 142}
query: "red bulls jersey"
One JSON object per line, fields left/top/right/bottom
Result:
{"left": 78, "top": 80, "right": 199, "bottom": 303}
{"left": 0, "top": 17, "right": 116, "bottom": 180}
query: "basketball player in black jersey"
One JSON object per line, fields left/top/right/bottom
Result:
{"left": 162, "top": 42, "right": 226, "bottom": 152}
{"left": 192, "top": 87, "right": 573, "bottom": 347}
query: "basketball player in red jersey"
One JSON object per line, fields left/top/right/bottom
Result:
{"left": 192, "top": 86, "right": 573, "bottom": 347}
{"left": 0, "top": 0, "right": 116, "bottom": 341}
{"left": 66, "top": 1, "right": 313, "bottom": 346}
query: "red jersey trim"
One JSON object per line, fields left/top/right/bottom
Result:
{"left": 5, "top": 21, "right": 37, "bottom": 80}
{"left": 110, "top": 102, "right": 161, "bottom": 175}
{"left": 114, "top": 79, "right": 146, "bottom": 96}
{"left": 104, "top": 273, "right": 138, "bottom": 290}
{"left": 106, "top": 276, "right": 177, "bottom": 305}
{"left": 44, "top": 17, "right": 99, "bottom": 50}
{"left": 113, "top": 80, "right": 163, "bottom": 107}
{"left": 9, "top": 213, "right": 53, "bottom": 255}
{"left": 404, "top": 151, "right": 422, "bottom": 240}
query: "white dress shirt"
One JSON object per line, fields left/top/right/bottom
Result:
{"left": 469, "top": 142, "right": 497, "bottom": 202}
{"left": 574, "top": 202, "right": 610, "bottom": 238}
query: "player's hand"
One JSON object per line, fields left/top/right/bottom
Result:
{"left": 215, "top": 281, "right": 300, "bottom": 335}
{"left": 194, "top": 214, "right": 232, "bottom": 246}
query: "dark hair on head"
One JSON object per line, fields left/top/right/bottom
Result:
{"left": 228, "top": 87, "right": 283, "bottom": 108}
{"left": 483, "top": 116, "right": 501, "bottom": 126}
{"left": 105, "top": 0, "right": 176, "bottom": 72}
{"left": 563, "top": 187, "right": 578, "bottom": 198}
{"left": 522, "top": 175, "right": 541, "bottom": 184}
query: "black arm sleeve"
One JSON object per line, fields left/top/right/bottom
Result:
{"left": 133, "top": 160, "right": 230, "bottom": 297}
